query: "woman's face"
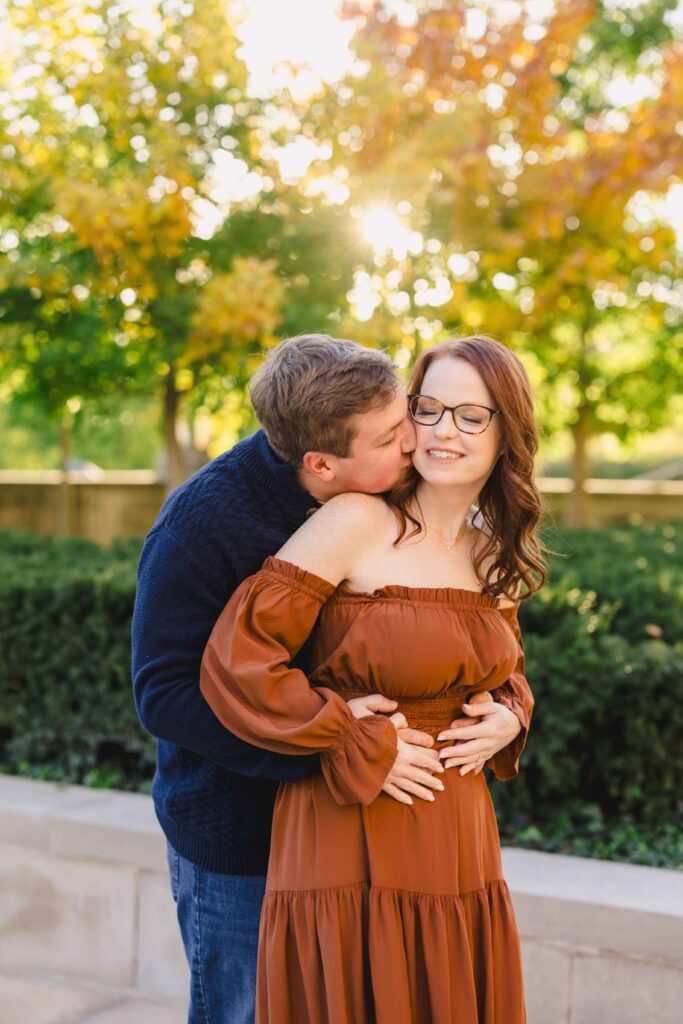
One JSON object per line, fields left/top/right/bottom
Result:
{"left": 410, "top": 356, "right": 504, "bottom": 490}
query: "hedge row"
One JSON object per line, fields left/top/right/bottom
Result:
{"left": 490, "top": 521, "right": 682, "bottom": 866}
{"left": 492, "top": 521, "right": 683, "bottom": 829}
{"left": 0, "top": 532, "right": 153, "bottom": 789}
{"left": 0, "top": 523, "right": 681, "bottom": 864}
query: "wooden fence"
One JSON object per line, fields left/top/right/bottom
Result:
{"left": 0, "top": 470, "right": 681, "bottom": 546}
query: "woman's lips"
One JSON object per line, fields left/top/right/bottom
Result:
{"left": 425, "top": 449, "right": 465, "bottom": 461}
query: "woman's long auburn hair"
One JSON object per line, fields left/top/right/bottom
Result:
{"left": 388, "top": 335, "right": 548, "bottom": 602}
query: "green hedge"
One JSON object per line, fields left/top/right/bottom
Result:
{"left": 0, "top": 523, "right": 681, "bottom": 865}
{"left": 0, "top": 531, "right": 153, "bottom": 790}
{"left": 495, "top": 523, "right": 682, "bottom": 816}
{"left": 490, "top": 522, "right": 683, "bottom": 866}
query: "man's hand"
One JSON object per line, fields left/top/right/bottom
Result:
{"left": 436, "top": 694, "right": 522, "bottom": 776}
{"left": 346, "top": 694, "right": 444, "bottom": 805}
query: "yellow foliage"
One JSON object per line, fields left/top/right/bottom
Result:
{"left": 460, "top": 299, "right": 487, "bottom": 329}
{"left": 185, "top": 258, "right": 286, "bottom": 367}
{"left": 54, "top": 177, "right": 191, "bottom": 289}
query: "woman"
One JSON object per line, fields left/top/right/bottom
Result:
{"left": 201, "top": 335, "right": 547, "bottom": 1023}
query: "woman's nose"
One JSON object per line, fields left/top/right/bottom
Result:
{"left": 434, "top": 412, "right": 458, "bottom": 438}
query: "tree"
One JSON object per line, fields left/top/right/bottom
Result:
{"left": 305, "top": 0, "right": 683, "bottom": 523}
{"left": 0, "top": 0, "right": 288, "bottom": 488}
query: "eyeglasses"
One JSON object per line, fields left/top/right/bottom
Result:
{"left": 408, "top": 394, "right": 501, "bottom": 434}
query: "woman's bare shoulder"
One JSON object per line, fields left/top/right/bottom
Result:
{"left": 275, "top": 492, "right": 393, "bottom": 586}
{"left": 316, "top": 491, "right": 393, "bottom": 529}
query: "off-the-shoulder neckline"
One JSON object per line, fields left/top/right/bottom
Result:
{"left": 335, "top": 579, "right": 504, "bottom": 609}
{"left": 262, "top": 557, "right": 517, "bottom": 611}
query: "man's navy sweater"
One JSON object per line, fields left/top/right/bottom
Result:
{"left": 132, "top": 429, "right": 321, "bottom": 875}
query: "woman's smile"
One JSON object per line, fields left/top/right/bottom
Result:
{"left": 424, "top": 447, "right": 466, "bottom": 462}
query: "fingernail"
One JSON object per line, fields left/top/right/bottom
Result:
{"left": 437, "top": 733, "right": 446, "bottom": 742}
{"left": 435, "top": 783, "right": 444, "bottom": 791}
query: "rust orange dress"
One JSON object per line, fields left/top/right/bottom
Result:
{"left": 201, "top": 556, "right": 533, "bottom": 1024}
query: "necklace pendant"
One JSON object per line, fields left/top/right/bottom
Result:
{"left": 429, "top": 522, "right": 469, "bottom": 552}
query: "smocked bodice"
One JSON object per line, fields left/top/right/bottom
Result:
{"left": 297, "top": 569, "right": 522, "bottom": 703}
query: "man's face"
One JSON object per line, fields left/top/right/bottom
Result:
{"left": 326, "top": 387, "right": 416, "bottom": 495}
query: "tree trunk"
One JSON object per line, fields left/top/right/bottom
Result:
{"left": 410, "top": 331, "right": 423, "bottom": 368}
{"left": 56, "top": 417, "right": 72, "bottom": 536}
{"left": 164, "top": 372, "right": 185, "bottom": 494}
{"left": 566, "top": 401, "right": 591, "bottom": 528}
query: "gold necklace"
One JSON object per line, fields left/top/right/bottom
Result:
{"left": 424, "top": 519, "right": 470, "bottom": 552}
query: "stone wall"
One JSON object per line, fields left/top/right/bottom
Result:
{"left": 539, "top": 477, "right": 683, "bottom": 530}
{"left": 0, "top": 776, "right": 681, "bottom": 1022}
{"left": 1, "top": 471, "right": 682, "bottom": 546}
{"left": 0, "top": 471, "right": 165, "bottom": 546}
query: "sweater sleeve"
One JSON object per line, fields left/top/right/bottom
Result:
{"left": 200, "top": 557, "right": 398, "bottom": 806}
{"left": 486, "top": 602, "right": 534, "bottom": 781}
{"left": 132, "top": 527, "right": 320, "bottom": 783}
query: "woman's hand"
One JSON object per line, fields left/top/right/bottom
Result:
{"left": 347, "top": 694, "right": 444, "bottom": 805}
{"left": 382, "top": 736, "right": 445, "bottom": 805}
{"left": 436, "top": 696, "right": 522, "bottom": 776}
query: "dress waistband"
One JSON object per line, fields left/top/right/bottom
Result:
{"left": 338, "top": 689, "right": 470, "bottom": 737}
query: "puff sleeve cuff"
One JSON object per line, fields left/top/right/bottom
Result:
{"left": 487, "top": 602, "right": 534, "bottom": 781}
{"left": 200, "top": 557, "right": 397, "bottom": 805}
{"left": 321, "top": 713, "right": 398, "bottom": 805}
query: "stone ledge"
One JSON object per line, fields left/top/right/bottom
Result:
{"left": 0, "top": 970, "right": 186, "bottom": 1024}
{"left": 0, "top": 777, "right": 682, "bottom": 1020}
{"left": 1, "top": 777, "right": 682, "bottom": 974}
{"left": 501, "top": 847, "right": 683, "bottom": 965}
{"left": 502, "top": 847, "right": 683, "bottom": 915}
{"left": 0, "top": 776, "right": 165, "bottom": 871}
{"left": 0, "top": 843, "right": 138, "bottom": 987}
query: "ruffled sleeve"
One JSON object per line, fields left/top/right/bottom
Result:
{"left": 200, "top": 557, "right": 397, "bottom": 805}
{"left": 487, "top": 602, "right": 534, "bottom": 781}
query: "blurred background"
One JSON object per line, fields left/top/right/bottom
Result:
{"left": 0, "top": 11, "right": 681, "bottom": 1021}
{"left": 1, "top": 0, "right": 681, "bottom": 524}
{"left": 0, "top": 0, "right": 681, "bottom": 864}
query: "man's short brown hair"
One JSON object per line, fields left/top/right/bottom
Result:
{"left": 248, "top": 333, "right": 399, "bottom": 466}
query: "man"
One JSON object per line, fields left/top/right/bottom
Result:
{"left": 132, "top": 334, "right": 449, "bottom": 1024}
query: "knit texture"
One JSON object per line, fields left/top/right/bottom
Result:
{"left": 132, "top": 429, "right": 321, "bottom": 874}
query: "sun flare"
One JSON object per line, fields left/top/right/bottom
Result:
{"left": 360, "top": 207, "right": 423, "bottom": 258}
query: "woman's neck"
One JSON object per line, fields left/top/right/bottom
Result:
{"left": 412, "top": 481, "right": 479, "bottom": 535}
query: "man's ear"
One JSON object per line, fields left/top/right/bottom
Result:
{"left": 301, "top": 450, "right": 337, "bottom": 482}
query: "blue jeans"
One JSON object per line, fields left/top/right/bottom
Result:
{"left": 167, "top": 842, "right": 266, "bottom": 1024}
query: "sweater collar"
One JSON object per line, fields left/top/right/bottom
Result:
{"left": 240, "top": 429, "right": 319, "bottom": 524}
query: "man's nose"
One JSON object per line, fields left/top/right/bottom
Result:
{"left": 401, "top": 417, "right": 416, "bottom": 453}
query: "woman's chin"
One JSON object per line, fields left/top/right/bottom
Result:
{"left": 415, "top": 465, "right": 479, "bottom": 489}
{"left": 413, "top": 455, "right": 460, "bottom": 480}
